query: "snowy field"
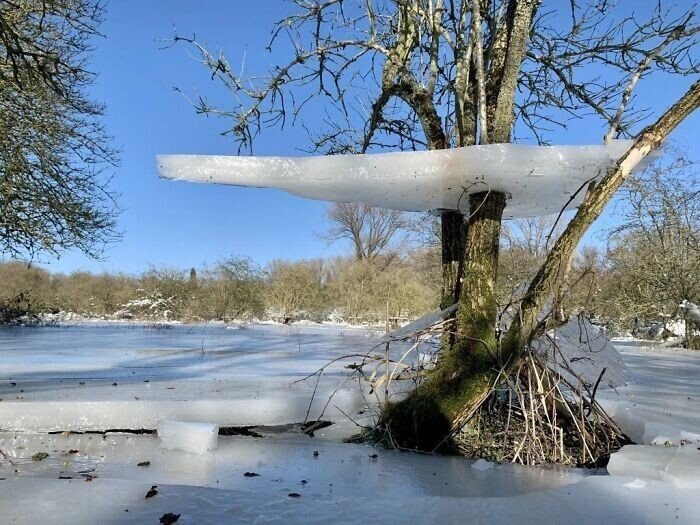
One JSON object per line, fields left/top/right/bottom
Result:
{"left": 0, "top": 323, "right": 699, "bottom": 524}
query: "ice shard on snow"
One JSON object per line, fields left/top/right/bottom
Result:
{"left": 157, "top": 140, "right": 637, "bottom": 218}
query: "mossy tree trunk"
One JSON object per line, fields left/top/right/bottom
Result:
{"left": 383, "top": 191, "right": 507, "bottom": 450}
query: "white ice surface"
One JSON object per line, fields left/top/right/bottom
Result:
{"left": 157, "top": 420, "right": 218, "bottom": 455}
{"left": 598, "top": 342, "right": 700, "bottom": 445}
{"left": 1, "top": 327, "right": 700, "bottom": 523}
{"left": 0, "top": 323, "right": 391, "bottom": 432}
{"left": 157, "top": 141, "right": 637, "bottom": 218}
{"left": 1, "top": 432, "right": 698, "bottom": 524}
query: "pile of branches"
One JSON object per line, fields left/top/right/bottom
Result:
{"left": 449, "top": 351, "right": 629, "bottom": 467}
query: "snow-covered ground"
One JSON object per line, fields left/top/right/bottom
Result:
{"left": 0, "top": 324, "right": 699, "bottom": 524}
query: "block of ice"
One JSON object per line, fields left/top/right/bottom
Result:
{"left": 665, "top": 447, "right": 700, "bottom": 489}
{"left": 529, "top": 315, "right": 631, "bottom": 389}
{"left": 471, "top": 458, "right": 495, "bottom": 471}
{"left": 623, "top": 479, "right": 648, "bottom": 489}
{"left": 157, "top": 141, "right": 639, "bottom": 219}
{"left": 157, "top": 420, "right": 219, "bottom": 455}
{"left": 607, "top": 403, "right": 647, "bottom": 443}
{"left": 607, "top": 445, "right": 675, "bottom": 481}
{"left": 608, "top": 445, "right": 700, "bottom": 489}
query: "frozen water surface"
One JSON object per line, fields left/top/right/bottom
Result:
{"left": 0, "top": 323, "right": 395, "bottom": 431}
{"left": 598, "top": 342, "right": 700, "bottom": 445}
{"left": 0, "top": 324, "right": 699, "bottom": 523}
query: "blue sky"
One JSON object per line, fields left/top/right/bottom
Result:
{"left": 43, "top": 0, "right": 699, "bottom": 274}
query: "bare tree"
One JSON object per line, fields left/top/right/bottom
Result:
{"left": 324, "top": 202, "right": 411, "bottom": 261}
{"left": 502, "top": 215, "right": 562, "bottom": 258}
{"left": 170, "top": 1, "right": 699, "bottom": 452}
{"left": 601, "top": 147, "right": 700, "bottom": 345}
{"left": 267, "top": 259, "right": 326, "bottom": 320}
{"left": 202, "top": 256, "right": 266, "bottom": 320}
{"left": 0, "top": 0, "right": 118, "bottom": 260}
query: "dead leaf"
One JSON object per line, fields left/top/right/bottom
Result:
{"left": 31, "top": 452, "right": 49, "bottom": 462}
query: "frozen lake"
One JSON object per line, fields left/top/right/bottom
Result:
{"left": 1, "top": 323, "right": 699, "bottom": 524}
{"left": 0, "top": 322, "right": 404, "bottom": 433}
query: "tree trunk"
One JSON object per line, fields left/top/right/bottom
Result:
{"left": 456, "top": 191, "right": 507, "bottom": 357}
{"left": 382, "top": 192, "right": 507, "bottom": 450}
{"left": 440, "top": 210, "right": 467, "bottom": 309}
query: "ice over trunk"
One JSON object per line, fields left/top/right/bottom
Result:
{"left": 157, "top": 141, "right": 637, "bottom": 218}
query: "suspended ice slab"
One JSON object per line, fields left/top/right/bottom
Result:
{"left": 157, "top": 141, "right": 634, "bottom": 218}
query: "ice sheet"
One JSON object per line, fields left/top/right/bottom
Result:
{"left": 0, "top": 323, "right": 400, "bottom": 432}
{"left": 598, "top": 343, "right": 700, "bottom": 445}
{"left": 1, "top": 328, "right": 699, "bottom": 523}
{"left": 157, "top": 141, "right": 636, "bottom": 218}
{"left": 0, "top": 433, "right": 697, "bottom": 524}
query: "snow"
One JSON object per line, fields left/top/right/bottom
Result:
{"left": 157, "top": 141, "right": 640, "bottom": 219}
{"left": 157, "top": 420, "right": 219, "bottom": 455}
{"left": 1, "top": 325, "right": 699, "bottom": 523}
{"left": 679, "top": 300, "right": 700, "bottom": 323}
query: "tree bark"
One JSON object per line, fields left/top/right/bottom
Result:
{"left": 440, "top": 210, "right": 467, "bottom": 309}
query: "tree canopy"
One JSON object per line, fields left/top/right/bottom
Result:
{"left": 0, "top": 0, "right": 118, "bottom": 260}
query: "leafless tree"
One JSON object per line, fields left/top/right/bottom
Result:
{"left": 169, "top": 1, "right": 699, "bottom": 451}
{"left": 324, "top": 202, "right": 412, "bottom": 261}
{"left": 0, "top": 0, "right": 119, "bottom": 260}
{"left": 600, "top": 147, "right": 700, "bottom": 345}
{"left": 502, "top": 214, "right": 562, "bottom": 258}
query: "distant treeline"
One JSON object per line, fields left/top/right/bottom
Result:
{"left": 0, "top": 253, "right": 440, "bottom": 325}
{"left": 1, "top": 199, "right": 697, "bottom": 338}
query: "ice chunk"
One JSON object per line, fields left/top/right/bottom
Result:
{"left": 387, "top": 304, "right": 458, "bottom": 339}
{"left": 530, "top": 315, "right": 631, "bottom": 389}
{"left": 471, "top": 458, "right": 495, "bottom": 471}
{"left": 665, "top": 447, "right": 700, "bottom": 489}
{"left": 608, "top": 445, "right": 700, "bottom": 489}
{"left": 605, "top": 403, "right": 647, "bottom": 443}
{"left": 607, "top": 445, "right": 675, "bottom": 481}
{"left": 157, "top": 141, "right": 639, "bottom": 219}
{"left": 157, "top": 420, "right": 219, "bottom": 455}
{"left": 623, "top": 479, "right": 648, "bottom": 489}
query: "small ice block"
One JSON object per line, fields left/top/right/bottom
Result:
{"left": 157, "top": 420, "right": 219, "bottom": 454}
